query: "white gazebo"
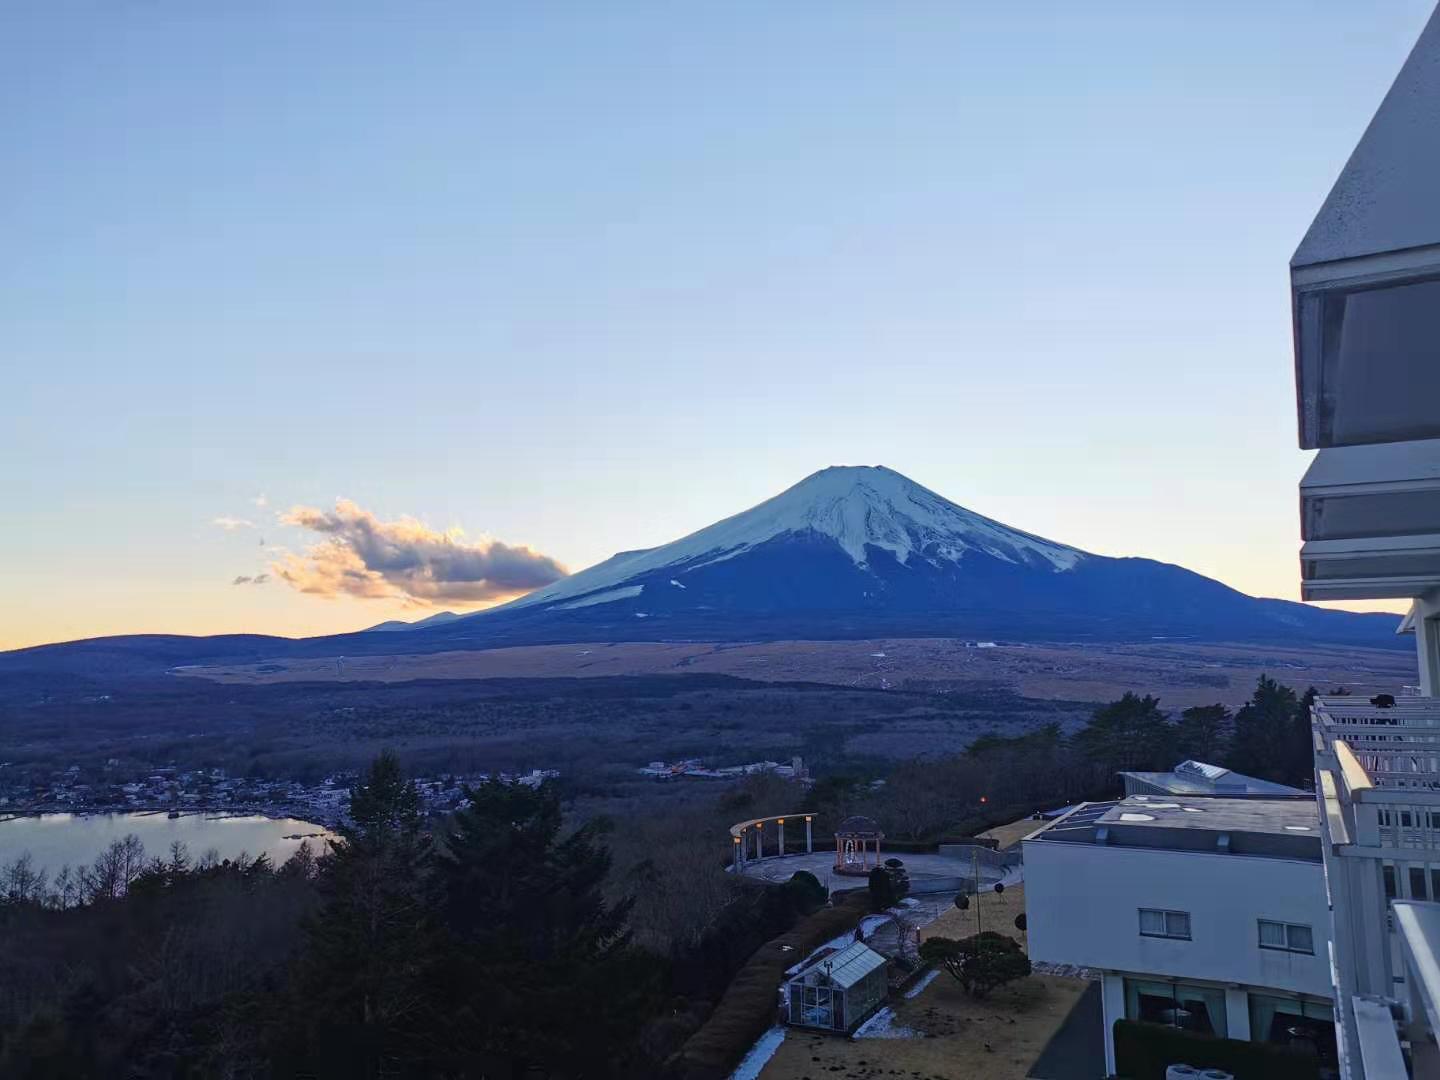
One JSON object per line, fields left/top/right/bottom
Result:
{"left": 833, "top": 815, "right": 884, "bottom": 877}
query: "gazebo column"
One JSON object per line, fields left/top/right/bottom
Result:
{"left": 733, "top": 835, "right": 741, "bottom": 872}
{"left": 778, "top": 818, "right": 786, "bottom": 856}
{"left": 805, "top": 816, "right": 813, "bottom": 854}
{"left": 755, "top": 826, "right": 762, "bottom": 861}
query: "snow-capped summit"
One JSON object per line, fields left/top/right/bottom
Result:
{"left": 355, "top": 464, "right": 1399, "bottom": 650}
{"left": 504, "top": 466, "right": 1084, "bottom": 614}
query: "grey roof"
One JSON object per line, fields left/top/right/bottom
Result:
{"left": 1027, "top": 796, "right": 1323, "bottom": 861}
{"left": 1294, "top": 5, "right": 1440, "bottom": 268}
{"left": 1120, "top": 760, "right": 1306, "bottom": 796}
{"left": 792, "top": 940, "right": 888, "bottom": 990}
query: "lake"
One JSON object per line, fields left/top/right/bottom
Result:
{"left": 0, "top": 812, "right": 338, "bottom": 875}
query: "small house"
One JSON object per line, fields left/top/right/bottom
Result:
{"left": 785, "top": 940, "right": 889, "bottom": 1033}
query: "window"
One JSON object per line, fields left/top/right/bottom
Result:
{"left": 1249, "top": 994, "right": 1336, "bottom": 1066}
{"left": 1412, "top": 866, "right": 1430, "bottom": 900}
{"left": 1258, "top": 919, "right": 1314, "bottom": 955}
{"left": 1384, "top": 863, "right": 1398, "bottom": 899}
{"left": 1125, "top": 978, "right": 1227, "bottom": 1038}
{"left": 1139, "top": 908, "right": 1191, "bottom": 940}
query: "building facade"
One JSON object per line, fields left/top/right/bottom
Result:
{"left": 1288, "top": 4, "right": 1440, "bottom": 1077}
{"left": 1023, "top": 796, "right": 1335, "bottom": 1075}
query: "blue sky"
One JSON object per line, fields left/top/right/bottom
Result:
{"left": 2, "top": 2, "right": 1431, "bottom": 648}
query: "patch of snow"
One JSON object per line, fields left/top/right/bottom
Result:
{"left": 728, "top": 1025, "right": 785, "bottom": 1080}
{"left": 550, "top": 584, "right": 643, "bottom": 610}
{"left": 903, "top": 969, "right": 940, "bottom": 999}
{"left": 634, "top": 612, "right": 649, "bottom": 618}
{"left": 493, "top": 466, "right": 1088, "bottom": 613}
{"left": 670, "top": 578, "right": 687, "bottom": 589}
{"left": 853, "top": 1007, "right": 921, "bottom": 1039}
{"left": 871, "top": 651, "right": 887, "bottom": 658}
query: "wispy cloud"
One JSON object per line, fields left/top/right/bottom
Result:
{"left": 213, "top": 516, "right": 255, "bottom": 531}
{"left": 232, "top": 573, "right": 270, "bottom": 586}
{"left": 252, "top": 493, "right": 268, "bottom": 508}
{"left": 272, "top": 498, "right": 567, "bottom": 606}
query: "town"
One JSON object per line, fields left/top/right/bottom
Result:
{"left": 0, "top": 761, "right": 561, "bottom": 827}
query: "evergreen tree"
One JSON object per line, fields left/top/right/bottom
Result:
{"left": 1175, "top": 704, "right": 1233, "bottom": 763}
{"left": 288, "top": 752, "right": 442, "bottom": 1079}
{"left": 1074, "top": 693, "right": 1175, "bottom": 772}
{"left": 432, "top": 779, "right": 659, "bottom": 1078}
{"left": 1229, "top": 676, "right": 1310, "bottom": 786}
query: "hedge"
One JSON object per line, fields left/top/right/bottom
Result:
{"left": 1113, "top": 1019, "right": 1322, "bottom": 1080}
{"left": 666, "top": 888, "right": 873, "bottom": 1080}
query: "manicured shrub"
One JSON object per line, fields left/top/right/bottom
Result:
{"left": 783, "top": 870, "right": 827, "bottom": 913}
{"left": 668, "top": 890, "right": 872, "bottom": 1080}
{"left": 920, "top": 931, "right": 1031, "bottom": 998}
{"left": 1113, "top": 1019, "right": 1321, "bottom": 1080}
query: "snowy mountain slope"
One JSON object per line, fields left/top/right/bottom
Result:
{"left": 496, "top": 465, "right": 1086, "bottom": 615}
{"left": 0, "top": 465, "right": 1407, "bottom": 675}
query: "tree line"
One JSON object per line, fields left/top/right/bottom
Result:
{"left": 810, "top": 674, "right": 1329, "bottom": 842}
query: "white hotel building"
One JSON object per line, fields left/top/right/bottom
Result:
{"left": 1024, "top": 796, "right": 1337, "bottom": 1075}
{"left": 1027, "top": 5, "right": 1440, "bottom": 1076}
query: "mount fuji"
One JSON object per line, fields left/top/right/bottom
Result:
{"left": 398, "top": 464, "right": 1396, "bottom": 649}
{"left": 0, "top": 465, "right": 1404, "bottom": 677}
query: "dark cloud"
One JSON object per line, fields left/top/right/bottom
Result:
{"left": 232, "top": 573, "right": 270, "bottom": 586}
{"left": 273, "top": 499, "right": 567, "bottom": 606}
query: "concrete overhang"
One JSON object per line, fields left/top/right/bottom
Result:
{"left": 1300, "top": 533, "right": 1440, "bottom": 601}
{"left": 1292, "top": 6, "right": 1440, "bottom": 449}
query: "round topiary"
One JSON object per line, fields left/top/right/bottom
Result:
{"left": 1014, "top": 912, "right": 1027, "bottom": 931}
{"left": 954, "top": 893, "right": 970, "bottom": 911}
{"left": 993, "top": 882, "right": 1005, "bottom": 895}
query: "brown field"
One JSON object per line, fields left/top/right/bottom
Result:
{"left": 758, "top": 884, "right": 1083, "bottom": 1080}
{"left": 757, "top": 971, "right": 1086, "bottom": 1080}
{"left": 180, "top": 637, "right": 1415, "bottom": 709}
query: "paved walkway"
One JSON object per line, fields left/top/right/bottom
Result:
{"left": 1028, "top": 979, "right": 1104, "bottom": 1080}
{"left": 734, "top": 848, "right": 1008, "bottom": 894}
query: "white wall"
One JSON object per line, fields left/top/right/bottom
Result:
{"left": 1023, "top": 839, "right": 1332, "bottom": 999}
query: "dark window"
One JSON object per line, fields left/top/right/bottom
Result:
{"left": 1384, "top": 864, "right": 1397, "bottom": 899}
{"left": 1412, "top": 866, "right": 1429, "bottom": 900}
{"left": 1140, "top": 909, "right": 1191, "bottom": 940}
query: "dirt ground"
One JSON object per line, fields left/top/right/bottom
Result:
{"left": 920, "top": 882, "right": 1028, "bottom": 944}
{"left": 758, "top": 883, "right": 1080, "bottom": 1080}
{"left": 756, "top": 972, "right": 1086, "bottom": 1080}
{"left": 977, "top": 817, "right": 1045, "bottom": 851}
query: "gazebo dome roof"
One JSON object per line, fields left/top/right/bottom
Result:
{"left": 835, "top": 815, "right": 883, "bottom": 838}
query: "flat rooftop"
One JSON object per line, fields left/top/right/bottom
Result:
{"left": 1027, "top": 795, "right": 1322, "bottom": 861}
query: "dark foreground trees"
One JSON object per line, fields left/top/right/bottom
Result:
{"left": 1, "top": 752, "right": 663, "bottom": 1079}
{"left": 281, "top": 754, "right": 661, "bottom": 1079}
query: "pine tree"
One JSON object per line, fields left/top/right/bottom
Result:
{"left": 1175, "top": 704, "right": 1233, "bottom": 763}
{"left": 1229, "top": 676, "right": 1307, "bottom": 785}
{"left": 1074, "top": 693, "right": 1175, "bottom": 772}
{"left": 289, "top": 752, "right": 442, "bottom": 1079}
{"left": 432, "top": 779, "right": 659, "bottom": 1078}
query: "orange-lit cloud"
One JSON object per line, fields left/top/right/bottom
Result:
{"left": 272, "top": 499, "right": 567, "bottom": 606}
